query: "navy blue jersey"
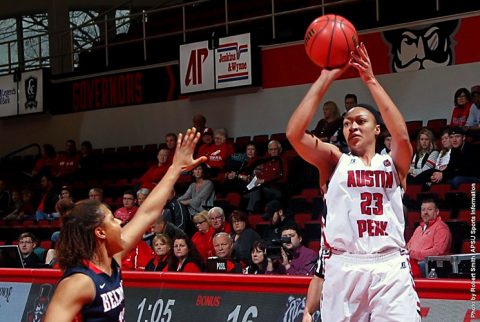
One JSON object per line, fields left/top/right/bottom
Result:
{"left": 62, "top": 259, "right": 125, "bottom": 322}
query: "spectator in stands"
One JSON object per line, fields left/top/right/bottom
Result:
{"left": 45, "top": 199, "right": 74, "bottom": 268}
{"left": 431, "top": 126, "right": 480, "bottom": 188}
{"left": 244, "top": 240, "right": 269, "bottom": 274}
{"left": 407, "top": 128, "right": 439, "bottom": 184}
{"left": 163, "top": 132, "right": 177, "bottom": 164}
{"left": 380, "top": 131, "right": 392, "bottom": 155}
{"left": 262, "top": 200, "right": 295, "bottom": 240}
{"left": 312, "top": 101, "right": 343, "bottom": 143}
{"left": 18, "top": 232, "right": 43, "bottom": 268}
{"left": 466, "top": 85, "right": 480, "bottom": 140}
{"left": 35, "top": 174, "right": 60, "bottom": 221}
{"left": 31, "top": 144, "right": 56, "bottom": 178}
{"left": 88, "top": 187, "right": 103, "bottom": 202}
{"left": 196, "top": 127, "right": 214, "bottom": 157}
{"left": 472, "top": 85, "right": 480, "bottom": 107}
{"left": 208, "top": 206, "right": 232, "bottom": 234}
{"left": 407, "top": 198, "right": 452, "bottom": 277}
{"left": 450, "top": 87, "right": 473, "bottom": 127}
{"left": 121, "top": 238, "right": 153, "bottom": 271}
{"left": 332, "top": 94, "right": 359, "bottom": 153}
{"left": 266, "top": 224, "right": 318, "bottom": 276}
{"left": 162, "top": 189, "right": 189, "bottom": 233}
{"left": 191, "top": 210, "right": 215, "bottom": 260}
{"left": 224, "top": 143, "right": 260, "bottom": 193}
{"left": 177, "top": 164, "right": 215, "bottom": 217}
{"left": 78, "top": 140, "right": 96, "bottom": 179}
{"left": 144, "top": 215, "right": 186, "bottom": 247}
{"left": 59, "top": 185, "right": 73, "bottom": 201}
{"left": 243, "top": 140, "right": 286, "bottom": 213}
{"left": 344, "top": 93, "right": 358, "bottom": 112}
{"left": 53, "top": 139, "right": 80, "bottom": 180}
{"left": 136, "top": 188, "right": 150, "bottom": 205}
{"left": 137, "top": 148, "right": 170, "bottom": 191}
{"left": 210, "top": 232, "right": 243, "bottom": 273}
{"left": 145, "top": 233, "right": 173, "bottom": 272}
{"left": 4, "top": 189, "right": 21, "bottom": 220}
{"left": 114, "top": 189, "right": 138, "bottom": 225}
{"left": 0, "top": 178, "right": 10, "bottom": 218}
{"left": 230, "top": 210, "right": 261, "bottom": 263}
{"left": 168, "top": 235, "right": 204, "bottom": 272}
{"left": 205, "top": 128, "right": 235, "bottom": 178}
{"left": 192, "top": 113, "right": 207, "bottom": 135}
{"left": 424, "top": 128, "right": 453, "bottom": 189}
{"left": 17, "top": 189, "right": 35, "bottom": 220}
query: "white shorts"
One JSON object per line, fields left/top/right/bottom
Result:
{"left": 321, "top": 250, "right": 421, "bottom": 322}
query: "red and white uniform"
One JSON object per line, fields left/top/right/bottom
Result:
{"left": 319, "top": 153, "right": 420, "bottom": 322}
{"left": 324, "top": 153, "right": 406, "bottom": 253}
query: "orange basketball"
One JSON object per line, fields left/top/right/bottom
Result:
{"left": 304, "top": 14, "right": 358, "bottom": 69}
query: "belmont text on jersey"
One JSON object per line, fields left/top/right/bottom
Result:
{"left": 100, "top": 285, "right": 124, "bottom": 312}
{"left": 347, "top": 170, "right": 393, "bottom": 188}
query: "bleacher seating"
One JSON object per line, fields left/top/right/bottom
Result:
{"left": 0, "top": 129, "right": 477, "bottom": 269}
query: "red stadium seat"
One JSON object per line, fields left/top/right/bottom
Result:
{"left": 307, "top": 240, "right": 321, "bottom": 252}
{"left": 406, "top": 120, "right": 423, "bottom": 139}
{"left": 247, "top": 214, "right": 264, "bottom": 229}
{"left": 294, "top": 213, "right": 312, "bottom": 228}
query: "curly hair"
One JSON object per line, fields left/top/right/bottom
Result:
{"left": 55, "top": 199, "right": 106, "bottom": 271}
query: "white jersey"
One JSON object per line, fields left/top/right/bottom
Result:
{"left": 323, "top": 153, "right": 407, "bottom": 254}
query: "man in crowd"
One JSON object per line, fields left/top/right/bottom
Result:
{"left": 208, "top": 206, "right": 232, "bottom": 234}
{"left": 407, "top": 198, "right": 452, "bottom": 277}
{"left": 262, "top": 200, "right": 294, "bottom": 240}
{"left": 273, "top": 224, "right": 318, "bottom": 276}
{"left": 18, "top": 232, "right": 43, "bottom": 268}
{"left": 114, "top": 189, "right": 138, "bottom": 225}
{"left": 208, "top": 232, "right": 243, "bottom": 273}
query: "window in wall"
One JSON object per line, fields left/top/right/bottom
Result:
{"left": 22, "top": 13, "right": 49, "bottom": 68}
{"left": 0, "top": 18, "right": 18, "bottom": 72}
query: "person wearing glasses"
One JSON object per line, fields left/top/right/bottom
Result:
{"left": 450, "top": 87, "right": 473, "bottom": 127}
{"left": 191, "top": 210, "right": 215, "bottom": 261}
{"left": 208, "top": 206, "right": 232, "bottom": 234}
{"left": 114, "top": 190, "right": 138, "bottom": 225}
{"left": 18, "top": 232, "right": 43, "bottom": 268}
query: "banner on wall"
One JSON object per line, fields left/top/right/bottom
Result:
{"left": 49, "top": 65, "right": 180, "bottom": 114}
{"left": 215, "top": 33, "right": 252, "bottom": 89}
{"left": 0, "top": 74, "right": 18, "bottom": 118}
{"left": 179, "top": 33, "right": 253, "bottom": 94}
{"left": 179, "top": 40, "right": 215, "bottom": 93}
{"left": 0, "top": 69, "right": 44, "bottom": 118}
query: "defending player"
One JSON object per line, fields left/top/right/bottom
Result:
{"left": 287, "top": 43, "right": 420, "bottom": 321}
{"left": 44, "top": 128, "right": 206, "bottom": 322}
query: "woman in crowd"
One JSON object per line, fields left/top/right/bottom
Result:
{"left": 244, "top": 240, "right": 269, "bottom": 275}
{"left": 230, "top": 210, "right": 261, "bottom": 263}
{"left": 407, "top": 127, "right": 439, "bottom": 184}
{"left": 450, "top": 87, "right": 473, "bottom": 127}
{"left": 178, "top": 164, "right": 215, "bottom": 217}
{"left": 191, "top": 210, "right": 215, "bottom": 260}
{"left": 168, "top": 235, "right": 204, "bottom": 272}
{"left": 145, "top": 233, "right": 172, "bottom": 272}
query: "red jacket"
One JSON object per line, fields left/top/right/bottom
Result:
{"left": 450, "top": 102, "right": 472, "bottom": 127}
{"left": 407, "top": 216, "right": 452, "bottom": 261}
{"left": 192, "top": 227, "right": 215, "bottom": 260}
{"left": 122, "top": 240, "right": 154, "bottom": 270}
{"left": 139, "top": 163, "right": 170, "bottom": 190}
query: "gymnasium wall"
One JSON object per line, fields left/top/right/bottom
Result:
{"left": 0, "top": 14, "right": 479, "bottom": 154}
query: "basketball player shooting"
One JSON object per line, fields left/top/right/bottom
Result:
{"left": 287, "top": 43, "right": 421, "bottom": 321}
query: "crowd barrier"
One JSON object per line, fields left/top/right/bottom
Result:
{"left": 0, "top": 268, "right": 477, "bottom": 321}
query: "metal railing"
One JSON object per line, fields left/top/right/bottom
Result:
{"left": 0, "top": 0, "right": 476, "bottom": 75}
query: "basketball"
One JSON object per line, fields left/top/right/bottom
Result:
{"left": 304, "top": 14, "right": 358, "bottom": 69}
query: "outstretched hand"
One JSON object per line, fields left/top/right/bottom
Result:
{"left": 320, "top": 63, "right": 349, "bottom": 82}
{"left": 172, "top": 128, "right": 207, "bottom": 172}
{"left": 349, "top": 42, "right": 376, "bottom": 84}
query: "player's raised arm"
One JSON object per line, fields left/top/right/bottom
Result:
{"left": 118, "top": 128, "right": 206, "bottom": 259}
{"left": 349, "top": 43, "right": 412, "bottom": 182}
{"left": 286, "top": 68, "right": 345, "bottom": 187}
